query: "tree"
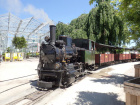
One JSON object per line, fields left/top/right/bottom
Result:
{"left": 70, "top": 14, "right": 88, "bottom": 39}
{"left": 56, "top": 14, "right": 88, "bottom": 39}
{"left": 71, "top": 29, "right": 88, "bottom": 39}
{"left": 56, "top": 22, "right": 74, "bottom": 39}
{"left": 110, "top": 0, "right": 140, "bottom": 48}
{"left": 56, "top": 1, "right": 128, "bottom": 46}
{"left": 87, "top": 1, "right": 128, "bottom": 45}
{"left": 70, "top": 14, "right": 88, "bottom": 30}
{"left": 89, "top": 0, "right": 111, "bottom": 5}
{"left": 6, "top": 47, "right": 10, "bottom": 53}
{"left": 12, "top": 36, "right": 27, "bottom": 49}
{"left": 120, "top": 0, "right": 140, "bottom": 47}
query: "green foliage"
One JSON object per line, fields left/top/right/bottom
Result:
{"left": 89, "top": 0, "right": 111, "bottom": 5}
{"left": 116, "top": 49, "right": 124, "bottom": 54}
{"left": 87, "top": 1, "right": 128, "bottom": 45}
{"left": 119, "top": 0, "right": 140, "bottom": 27}
{"left": 56, "top": 14, "right": 88, "bottom": 39}
{"left": 56, "top": 22, "right": 73, "bottom": 39}
{"left": 12, "top": 36, "right": 27, "bottom": 49}
{"left": 56, "top": 1, "right": 128, "bottom": 46}
{"left": 120, "top": 0, "right": 140, "bottom": 47}
{"left": 71, "top": 29, "right": 88, "bottom": 39}
{"left": 6, "top": 47, "right": 10, "bottom": 53}
{"left": 70, "top": 14, "right": 88, "bottom": 30}
{"left": 27, "top": 52, "right": 30, "bottom": 56}
{"left": 111, "top": 0, "right": 140, "bottom": 48}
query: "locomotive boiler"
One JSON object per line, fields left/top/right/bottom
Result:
{"left": 37, "top": 25, "right": 88, "bottom": 88}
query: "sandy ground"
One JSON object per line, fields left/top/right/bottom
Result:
{"left": 0, "top": 58, "right": 39, "bottom": 105}
{"left": 0, "top": 59, "right": 139, "bottom": 105}
{"left": 43, "top": 62, "right": 139, "bottom": 105}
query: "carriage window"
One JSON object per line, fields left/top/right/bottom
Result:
{"left": 67, "top": 37, "right": 72, "bottom": 46}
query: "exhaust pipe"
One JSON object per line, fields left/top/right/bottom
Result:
{"left": 50, "top": 25, "right": 56, "bottom": 45}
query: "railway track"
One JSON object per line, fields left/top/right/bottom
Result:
{"left": 0, "top": 81, "right": 32, "bottom": 94}
{"left": 6, "top": 88, "right": 56, "bottom": 105}
{"left": 0, "top": 74, "right": 37, "bottom": 82}
{"left": 4, "top": 73, "right": 90, "bottom": 105}
{"left": 1, "top": 70, "right": 92, "bottom": 105}
{"left": 0, "top": 75, "right": 37, "bottom": 94}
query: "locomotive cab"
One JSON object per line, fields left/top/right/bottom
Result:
{"left": 59, "top": 35, "right": 72, "bottom": 47}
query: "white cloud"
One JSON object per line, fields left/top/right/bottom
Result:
{"left": 0, "top": 0, "right": 54, "bottom": 24}
{"left": 0, "top": 0, "right": 22, "bottom": 14}
{"left": 24, "top": 5, "right": 54, "bottom": 25}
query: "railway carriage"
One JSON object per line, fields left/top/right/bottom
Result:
{"left": 95, "top": 54, "right": 114, "bottom": 66}
{"left": 72, "top": 39, "right": 95, "bottom": 69}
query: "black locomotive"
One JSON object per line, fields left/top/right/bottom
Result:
{"left": 37, "top": 25, "right": 95, "bottom": 88}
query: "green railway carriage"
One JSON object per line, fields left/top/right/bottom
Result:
{"left": 72, "top": 39, "right": 95, "bottom": 66}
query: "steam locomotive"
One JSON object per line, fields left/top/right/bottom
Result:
{"left": 37, "top": 25, "right": 95, "bottom": 88}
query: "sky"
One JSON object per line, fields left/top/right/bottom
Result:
{"left": 0, "top": 0, "right": 135, "bottom": 48}
{"left": 0, "top": 0, "right": 95, "bottom": 24}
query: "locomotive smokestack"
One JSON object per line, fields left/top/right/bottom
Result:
{"left": 50, "top": 25, "right": 56, "bottom": 45}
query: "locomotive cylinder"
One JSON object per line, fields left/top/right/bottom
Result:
{"left": 50, "top": 25, "right": 56, "bottom": 45}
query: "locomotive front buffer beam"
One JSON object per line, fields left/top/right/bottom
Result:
{"left": 37, "top": 80, "right": 55, "bottom": 88}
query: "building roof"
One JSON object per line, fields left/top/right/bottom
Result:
{"left": 0, "top": 13, "right": 52, "bottom": 37}
{"left": 0, "top": 13, "right": 53, "bottom": 52}
{"left": 95, "top": 42, "right": 135, "bottom": 50}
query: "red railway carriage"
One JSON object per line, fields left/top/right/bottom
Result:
{"left": 114, "top": 54, "right": 119, "bottom": 61}
{"left": 104, "top": 54, "right": 108, "bottom": 63}
{"left": 131, "top": 54, "right": 136, "bottom": 59}
{"left": 95, "top": 42, "right": 136, "bottom": 66}
{"left": 129, "top": 54, "right": 131, "bottom": 59}
{"left": 121, "top": 54, "right": 125, "bottom": 60}
{"left": 115, "top": 54, "right": 131, "bottom": 61}
{"left": 125, "top": 54, "right": 128, "bottom": 60}
{"left": 131, "top": 54, "right": 140, "bottom": 60}
{"left": 136, "top": 54, "right": 140, "bottom": 59}
{"left": 125, "top": 54, "right": 131, "bottom": 60}
{"left": 95, "top": 54, "right": 104, "bottom": 65}
{"left": 111, "top": 54, "right": 114, "bottom": 61}
{"left": 108, "top": 54, "right": 112, "bottom": 62}
{"left": 95, "top": 54, "right": 114, "bottom": 65}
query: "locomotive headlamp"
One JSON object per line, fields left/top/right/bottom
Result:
{"left": 62, "top": 60, "right": 66, "bottom": 62}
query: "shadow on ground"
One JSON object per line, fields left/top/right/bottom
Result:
{"left": 91, "top": 74, "right": 134, "bottom": 87}
{"left": 30, "top": 80, "right": 37, "bottom": 86}
{"left": 75, "top": 91, "right": 125, "bottom": 105}
{"left": 30, "top": 80, "right": 44, "bottom": 91}
{"left": 30, "top": 80, "right": 58, "bottom": 91}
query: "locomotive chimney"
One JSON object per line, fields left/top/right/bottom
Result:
{"left": 50, "top": 25, "right": 56, "bottom": 45}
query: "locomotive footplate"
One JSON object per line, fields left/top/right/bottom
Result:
{"left": 37, "top": 80, "right": 55, "bottom": 88}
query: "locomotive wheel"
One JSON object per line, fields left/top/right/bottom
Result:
{"left": 62, "top": 79, "right": 68, "bottom": 88}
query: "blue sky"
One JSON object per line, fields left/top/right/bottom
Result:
{"left": 0, "top": 0, "right": 95, "bottom": 24}
{"left": 0, "top": 0, "right": 135, "bottom": 48}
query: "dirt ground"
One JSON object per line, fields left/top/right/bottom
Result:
{"left": 0, "top": 58, "right": 39, "bottom": 105}
{"left": 0, "top": 59, "right": 139, "bottom": 105}
{"left": 88, "top": 67, "right": 113, "bottom": 78}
